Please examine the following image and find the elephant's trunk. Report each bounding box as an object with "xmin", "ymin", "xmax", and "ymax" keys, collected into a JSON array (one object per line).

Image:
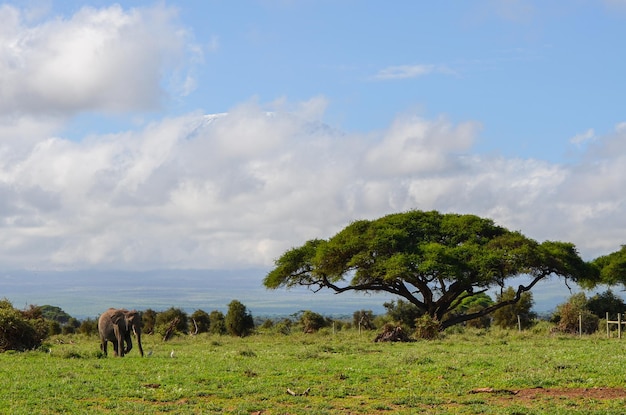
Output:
[{"xmin": 135, "ymin": 328, "xmax": 144, "ymax": 357}]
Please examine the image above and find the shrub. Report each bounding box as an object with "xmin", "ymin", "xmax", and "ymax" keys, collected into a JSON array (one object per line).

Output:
[
  {"xmin": 299, "ymin": 310, "xmax": 328, "ymax": 333},
  {"xmin": 383, "ymin": 299, "xmax": 422, "ymax": 329},
  {"xmin": 553, "ymin": 293, "xmax": 598, "ymax": 334},
  {"xmin": 353, "ymin": 310, "xmax": 376, "ymax": 330},
  {"xmin": 190, "ymin": 309, "xmax": 211, "ymax": 334},
  {"xmin": 78, "ymin": 318, "xmax": 98, "ymax": 336},
  {"xmin": 156, "ymin": 308, "xmax": 188, "ymax": 340},
  {"xmin": 0, "ymin": 299, "xmax": 48, "ymax": 352},
  {"xmin": 492, "ymin": 287, "xmax": 536, "ymax": 330},
  {"xmin": 225, "ymin": 300, "xmax": 254, "ymax": 337},
  {"xmin": 209, "ymin": 310, "xmax": 227, "ymax": 335},
  {"xmin": 414, "ymin": 315, "xmax": 440, "ymax": 340},
  {"xmin": 587, "ymin": 290, "xmax": 626, "ymax": 319},
  {"xmin": 142, "ymin": 309, "xmax": 157, "ymax": 335}
]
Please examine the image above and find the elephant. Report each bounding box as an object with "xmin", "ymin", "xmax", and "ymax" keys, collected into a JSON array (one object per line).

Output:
[{"xmin": 98, "ymin": 308, "xmax": 144, "ymax": 357}]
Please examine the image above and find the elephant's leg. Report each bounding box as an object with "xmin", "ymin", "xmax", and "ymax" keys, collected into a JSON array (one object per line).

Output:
[
  {"xmin": 101, "ymin": 340, "xmax": 108, "ymax": 356},
  {"xmin": 124, "ymin": 332, "xmax": 133, "ymax": 354}
]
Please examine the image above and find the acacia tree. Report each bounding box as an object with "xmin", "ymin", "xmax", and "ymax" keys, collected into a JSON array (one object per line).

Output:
[
  {"xmin": 590, "ymin": 245, "xmax": 626, "ymax": 287},
  {"xmin": 264, "ymin": 210, "xmax": 592, "ymax": 331}
]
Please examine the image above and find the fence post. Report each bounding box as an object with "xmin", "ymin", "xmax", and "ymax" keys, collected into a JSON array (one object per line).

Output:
[
  {"xmin": 517, "ymin": 315, "xmax": 521, "ymax": 332},
  {"xmin": 619, "ymin": 313, "xmax": 622, "ymax": 339},
  {"xmin": 579, "ymin": 312, "xmax": 582, "ymax": 337},
  {"xmin": 607, "ymin": 312, "xmax": 610, "ymax": 338}
]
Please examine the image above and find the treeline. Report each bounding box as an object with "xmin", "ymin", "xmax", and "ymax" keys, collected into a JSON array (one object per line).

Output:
[{"xmin": 1, "ymin": 289, "xmax": 624, "ymax": 352}]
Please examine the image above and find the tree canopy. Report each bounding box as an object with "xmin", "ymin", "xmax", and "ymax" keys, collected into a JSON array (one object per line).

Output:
[
  {"xmin": 264, "ymin": 210, "xmax": 592, "ymax": 330},
  {"xmin": 589, "ymin": 245, "xmax": 626, "ymax": 287}
]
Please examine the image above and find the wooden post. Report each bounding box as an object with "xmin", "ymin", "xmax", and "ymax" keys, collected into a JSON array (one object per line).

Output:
[
  {"xmin": 619, "ymin": 313, "xmax": 622, "ymax": 339},
  {"xmin": 517, "ymin": 315, "xmax": 521, "ymax": 332},
  {"xmin": 579, "ymin": 312, "xmax": 582, "ymax": 337},
  {"xmin": 607, "ymin": 312, "xmax": 610, "ymax": 338}
]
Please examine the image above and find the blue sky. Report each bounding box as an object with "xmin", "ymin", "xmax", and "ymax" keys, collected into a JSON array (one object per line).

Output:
[{"xmin": 1, "ymin": 1, "xmax": 626, "ymax": 314}]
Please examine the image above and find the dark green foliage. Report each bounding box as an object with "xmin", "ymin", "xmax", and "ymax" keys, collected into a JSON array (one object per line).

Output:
[
  {"xmin": 62, "ymin": 317, "xmax": 81, "ymax": 334},
  {"xmin": 492, "ymin": 287, "xmax": 536, "ymax": 329},
  {"xmin": 589, "ymin": 245, "xmax": 626, "ymax": 287},
  {"xmin": 299, "ymin": 310, "xmax": 329, "ymax": 333},
  {"xmin": 156, "ymin": 307, "xmax": 188, "ymax": 338},
  {"xmin": 209, "ymin": 310, "xmax": 227, "ymax": 335},
  {"xmin": 383, "ymin": 300, "xmax": 422, "ymax": 328},
  {"xmin": 40, "ymin": 305, "xmax": 72, "ymax": 324},
  {"xmin": 142, "ymin": 309, "xmax": 157, "ymax": 334},
  {"xmin": 48, "ymin": 320, "xmax": 61, "ymax": 336},
  {"xmin": 190, "ymin": 309, "xmax": 211, "ymax": 334},
  {"xmin": 353, "ymin": 310, "xmax": 376, "ymax": 330},
  {"xmin": 78, "ymin": 318, "xmax": 98, "ymax": 336},
  {"xmin": 225, "ymin": 300, "xmax": 254, "ymax": 337},
  {"xmin": 0, "ymin": 299, "xmax": 48, "ymax": 352},
  {"xmin": 450, "ymin": 292, "xmax": 494, "ymax": 329},
  {"xmin": 587, "ymin": 289, "xmax": 626, "ymax": 319},
  {"xmin": 265, "ymin": 210, "xmax": 589, "ymax": 330}
]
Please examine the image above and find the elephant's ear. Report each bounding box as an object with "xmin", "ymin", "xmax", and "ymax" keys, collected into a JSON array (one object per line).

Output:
[{"xmin": 111, "ymin": 310, "xmax": 125, "ymax": 324}]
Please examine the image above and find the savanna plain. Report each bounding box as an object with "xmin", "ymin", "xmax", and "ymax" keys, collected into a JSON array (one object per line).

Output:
[{"xmin": 3, "ymin": 326, "xmax": 626, "ymax": 415}]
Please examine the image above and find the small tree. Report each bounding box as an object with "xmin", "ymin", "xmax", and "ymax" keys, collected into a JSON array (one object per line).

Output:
[
  {"xmin": 225, "ymin": 300, "xmax": 254, "ymax": 337},
  {"xmin": 78, "ymin": 318, "xmax": 98, "ymax": 336},
  {"xmin": 299, "ymin": 310, "xmax": 328, "ymax": 333},
  {"xmin": 62, "ymin": 317, "xmax": 81, "ymax": 334},
  {"xmin": 587, "ymin": 290, "xmax": 626, "ymax": 319},
  {"xmin": 353, "ymin": 310, "xmax": 376, "ymax": 330},
  {"xmin": 156, "ymin": 308, "xmax": 188, "ymax": 339},
  {"xmin": 209, "ymin": 310, "xmax": 226, "ymax": 335},
  {"xmin": 383, "ymin": 300, "xmax": 422, "ymax": 329},
  {"xmin": 492, "ymin": 287, "xmax": 536, "ymax": 329},
  {"xmin": 142, "ymin": 309, "xmax": 157, "ymax": 335},
  {"xmin": 190, "ymin": 309, "xmax": 211, "ymax": 334},
  {"xmin": 553, "ymin": 293, "xmax": 598, "ymax": 334}
]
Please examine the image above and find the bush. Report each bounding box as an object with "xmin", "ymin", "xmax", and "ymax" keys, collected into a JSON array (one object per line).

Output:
[
  {"xmin": 209, "ymin": 310, "xmax": 227, "ymax": 335},
  {"xmin": 300, "ymin": 310, "xmax": 329, "ymax": 333},
  {"xmin": 190, "ymin": 309, "xmax": 211, "ymax": 334},
  {"xmin": 414, "ymin": 315, "xmax": 440, "ymax": 340},
  {"xmin": 553, "ymin": 293, "xmax": 598, "ymax": 334},
  {"xmin": 156, "ymin": 308, "xmax": 188, "ymax": 340},
  {"xmin": 492, "ymin": 287, "xmax": 536, "ymax": 330},
  {"xmin": 78, "ymin": 318, "xmax": 98, "ymax": 336},
  {"xmin": 353, "ymin": 310, "xmax": 376, "ymax": 330},
  {"xmin": 225, "ymin": 300, "xmax": 254, "ymax": 337},
  {"xmin": 0, "ymin": 299, "xmax": 48, "ymax": 352},
  {"xmin": 142, "ymin": 309, "xmax": 157, "ymax": 335},
  {"xmin": 587, "ymin": 290, "xmax": 626, "ymax": 319},
  {"xmin": 383, "ymin": 300, "xmax": 422, "ymax": 329}
]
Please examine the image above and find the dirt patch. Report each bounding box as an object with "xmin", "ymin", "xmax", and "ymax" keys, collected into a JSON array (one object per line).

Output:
[{"xmin": 471, "ymin": 387, "xmax": 626, "ymax": 401}]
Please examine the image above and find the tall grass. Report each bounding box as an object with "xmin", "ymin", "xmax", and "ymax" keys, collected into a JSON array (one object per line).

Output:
[{"xmin": 1, "ymin": 328, "xmax": 625, "ymax": 414}]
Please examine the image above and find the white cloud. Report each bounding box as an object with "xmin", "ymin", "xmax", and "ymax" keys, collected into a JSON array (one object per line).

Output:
[
  {"xmin": 0, "ymin": 99, "xmax": 624, "ymax": 270},
  {"xmin": 0, "ymin": 4, "xmax": 198, "ymax": 115},
  {"xmin": 373, "ymin": 64, "xmax": 453, "ymax": 80},
  {"xmin": 570, "ymin": 128, "xmax": 596, "ymax": 146}
]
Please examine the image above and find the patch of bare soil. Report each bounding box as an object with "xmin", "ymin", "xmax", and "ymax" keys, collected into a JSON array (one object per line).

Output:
[{"xmin": 470, "ymin": 387, "xmax": 626, "ymax": 401}]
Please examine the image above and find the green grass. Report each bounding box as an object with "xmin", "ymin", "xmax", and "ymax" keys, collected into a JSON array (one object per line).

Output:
[{"xmin": 2, "ymin": 328, "xmax": 626, "ymax": 414}]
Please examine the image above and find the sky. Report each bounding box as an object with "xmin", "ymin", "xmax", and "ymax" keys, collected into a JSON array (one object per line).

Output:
[{"xmin": 1, "ymin": 1, "xmax": 626, "ymax": 314}]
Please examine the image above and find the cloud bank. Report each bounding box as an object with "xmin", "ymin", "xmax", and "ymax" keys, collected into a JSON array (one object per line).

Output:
[{"xmin": 1, "ymin": 102, "xmax": 625, "ymax": 270}]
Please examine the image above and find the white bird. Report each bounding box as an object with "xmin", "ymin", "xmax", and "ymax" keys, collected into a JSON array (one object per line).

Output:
[{"xmin": 170, "ymin": 350, "xmax": 175, "ymax": 358}]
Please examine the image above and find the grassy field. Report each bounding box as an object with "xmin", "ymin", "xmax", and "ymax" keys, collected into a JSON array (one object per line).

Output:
[{"xmin": 2, "ymin": 326, "xmax": 626, "ymax": 414}]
